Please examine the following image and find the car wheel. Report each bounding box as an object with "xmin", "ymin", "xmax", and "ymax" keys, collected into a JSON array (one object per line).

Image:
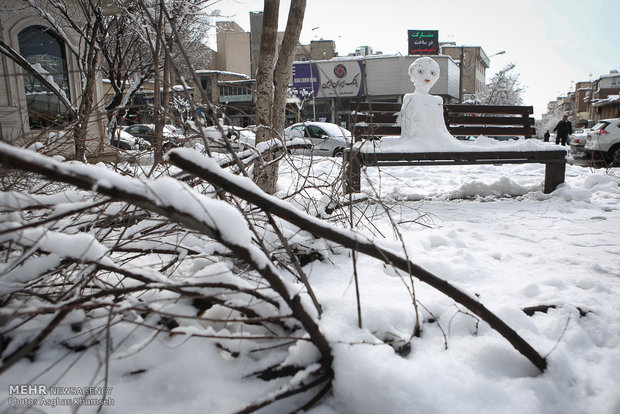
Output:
[
  {"xmin": 609, "ymin": 145, "xmax": 620, "ymax": 166},
  {"xmin": 332, "ymin": 148, "xmax": 344, "ymax": 157}
]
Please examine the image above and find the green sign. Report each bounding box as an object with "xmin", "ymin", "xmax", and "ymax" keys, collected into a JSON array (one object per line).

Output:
[{"xmin": 408, "ymin": 30, "xmax": 439, "ymax": 55}]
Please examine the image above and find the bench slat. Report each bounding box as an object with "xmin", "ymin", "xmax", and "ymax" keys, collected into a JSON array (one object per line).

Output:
[
  {"xmin": 353, "ymin": 115, "xmax": 536, "ymax": 126},
  {"xmin": 449, "ymin": 126, "xmax": 537, "ymax": 136},
  {"xmin": 446, "ymin": 115, "xmax": 535, "ymax": 126},
  {"xmin": 352, "ymin": 113, "xmax": 398, "ymax": 123},
  {"xmin": 353, "ymin": 125, "xmax": 401, "ymax": 136},
  {"xmin": 445, "ymin": 104, "xmax": 534, "ymax": 115},
  {"xmin": 351, "ymin": 102, "xmax": 535, "ymax": 115},
  {"xmin": 353, "ymin": 125, "xmax": 537, "ymax": 137},
  {"xmin": 351, "ymin": 102, "xmax": 401, "ymax": 112}
]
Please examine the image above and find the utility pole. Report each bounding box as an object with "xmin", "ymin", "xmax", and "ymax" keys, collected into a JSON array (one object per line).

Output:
[{"xmin": 459, "ymin": 46, "xmax": 465, "ymax": 103}]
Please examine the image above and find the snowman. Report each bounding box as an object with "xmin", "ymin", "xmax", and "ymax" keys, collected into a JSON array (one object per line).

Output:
[{"xmin": 394, "ymin": 57, "xmax": 462, "ymax": 150}]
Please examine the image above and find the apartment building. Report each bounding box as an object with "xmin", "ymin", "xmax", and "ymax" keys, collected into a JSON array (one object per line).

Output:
[
  {"xmin": 546, "ymin": 71, "xmax": 620, "ymax": 124},
  {"xmin": 440, "ymin": 45, "xmax": 490, "ymax": 101}
]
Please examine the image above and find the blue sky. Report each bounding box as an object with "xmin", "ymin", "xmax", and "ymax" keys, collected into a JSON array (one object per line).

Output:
[{"xmin": 210, "ymin": 0, "xmax": 620, "ymax": 118}]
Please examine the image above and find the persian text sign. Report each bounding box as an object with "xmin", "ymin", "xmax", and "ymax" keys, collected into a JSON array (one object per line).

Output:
[
  {"xmin": 292, "ymin": 61, "xmax": 364, "ymax": 99},
  {"xmin": 315, "ymin": 61, "xmax": 364, "ymax": 98},
  {"xmin": 408, "ymin": 30, "xmax": 439, "ymax": 55}
]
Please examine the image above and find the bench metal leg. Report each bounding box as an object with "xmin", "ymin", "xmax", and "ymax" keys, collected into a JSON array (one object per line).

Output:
[
  {"xmin": 544, "ymin": 161, "xmax": 566, "ymax": 194},
  {"xmin": 344, "ymin": 150, "xmax": 361, "ymax": 193}
]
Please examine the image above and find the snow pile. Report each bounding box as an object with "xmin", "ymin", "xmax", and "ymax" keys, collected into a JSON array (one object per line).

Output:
[{"xmin": 365, "ymin": 134, "xmax": 565, "ymax": 153}]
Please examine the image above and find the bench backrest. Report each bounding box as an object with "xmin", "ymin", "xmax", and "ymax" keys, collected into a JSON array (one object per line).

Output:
[{"xmin": 351, "ymin": 102, "xmax": 536, "ymax": 139}]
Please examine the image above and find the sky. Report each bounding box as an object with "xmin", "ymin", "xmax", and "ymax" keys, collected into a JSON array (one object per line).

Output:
[{"xmin": 207, "ymin": 0, "xmax": 620, "ymax": 119}]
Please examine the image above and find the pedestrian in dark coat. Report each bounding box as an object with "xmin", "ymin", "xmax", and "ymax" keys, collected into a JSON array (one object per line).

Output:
[
  {"xmin": 553, "ymin": 115, "xmax": 573, "ymax": 146},
  {"xmin": 544, "ymin": 130, "xmax": 550, "ymax": 142}
]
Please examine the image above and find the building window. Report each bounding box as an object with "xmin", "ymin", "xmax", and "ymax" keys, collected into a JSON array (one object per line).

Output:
[{"xmin": 18, "ymin": 25, "xmax": 71, "ymax": 128}]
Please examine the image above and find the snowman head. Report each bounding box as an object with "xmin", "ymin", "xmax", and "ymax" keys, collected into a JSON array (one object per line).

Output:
[{"xmin": 408, "ymin": 57, "xmax": 440, "ymax": 94}]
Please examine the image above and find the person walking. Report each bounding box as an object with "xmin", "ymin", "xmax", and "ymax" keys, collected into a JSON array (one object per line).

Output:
[
  {"xmin": 553, "ymin": 115, "xmax": 572, "ymax": 146},
  {"xmin": 544, "ymin": 130, "xmax": 550, "ymax": 142}
]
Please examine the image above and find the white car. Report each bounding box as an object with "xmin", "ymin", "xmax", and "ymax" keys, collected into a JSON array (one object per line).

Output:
[
  {"xmin": 109, "ymin": 129, "xmax": 151, "ymax": 150},
  {"xmin": 203, "ymin": 126, "xmax": 256, "ymax": 153},
  {"xmin": 584, "ymin": 118, "xmax": 620, "ymax": 164},
  {"xmin": 121, "ymin": 124, "xmax": 184, "ymax": 149},
  {"xmin": 569, "ymin": 129, "xmax": 590, "ymax": 153},
  {"xmin": 284, "ymin": 121, "xmax": 352, "ymax": 157}
]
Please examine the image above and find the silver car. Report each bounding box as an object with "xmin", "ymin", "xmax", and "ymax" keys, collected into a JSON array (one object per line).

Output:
[
  {"xmin": 569, "ymin": 129, "xmax": 590, "ymax": 153},
  {"xmin": 284, "ymin": 121, "xmax": 352, "ymax": 157}
]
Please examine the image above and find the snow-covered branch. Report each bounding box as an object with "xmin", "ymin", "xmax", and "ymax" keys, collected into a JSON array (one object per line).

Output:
[
  {"xmin": 0, "ymin": 142, "xmax": 333, "ymax": 372},
  {"xmin": 165, "ymin": 147, "xmax": 547, "ymax": 372}
]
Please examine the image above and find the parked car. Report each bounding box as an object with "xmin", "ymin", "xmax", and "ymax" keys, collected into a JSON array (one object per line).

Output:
[
  {"xmin": 109, "ymin": 129, "xmax": 151, "ymax": 150},
  {"xmin": 122, "ymin": 124, "xmax": 183, "ymax": 149},
  {"xmin": 569, "ymin": 129, "xmax": 590, "ymax": 152},
  {"xmin": 584, "ymin": 118, "xmax": 620, "ymax": 164},
  {"xmin": 284, "ymin": 121, "xmax": 352, "ymax": 157},
  {"xmin": 203, "ymin": 125, "xmax": 256, "ymax": 152}
]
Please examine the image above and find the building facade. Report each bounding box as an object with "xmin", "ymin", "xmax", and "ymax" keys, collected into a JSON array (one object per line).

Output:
[
  {"xmin": 440, "ymin": 45, "xmax": 490, "ymax": 102},
  {"xmin": 216, "ymin": 21, "xmax": 252, "ymax": 77},
  {"xmin": 0, "ymin": 0, "xmax": 108, "ymax": 157},
  {"xmin": 588, "ymin": 71, "xmax": 620, "ymax": 121},
  {"xmin": 0, "ymin": 0, "xmax": 107, "ymax": 153},
  {"xmin": 545, "ymin": 71, "xmax": 620, "ymax": 125}
]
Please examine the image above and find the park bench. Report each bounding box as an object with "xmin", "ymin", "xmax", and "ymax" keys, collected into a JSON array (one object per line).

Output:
[{"xmin": 344, "ymin": 102, "xmax": 567, "ymax": 194}]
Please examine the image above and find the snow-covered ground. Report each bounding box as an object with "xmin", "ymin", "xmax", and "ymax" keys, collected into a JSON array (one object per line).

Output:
[
  {"xmin": 1, "ymin": 147, "xmax": 619, "ymax": 414},
  {"xmin": 294, "ymin": 156, "xmax": 620, "ymax": 414}
]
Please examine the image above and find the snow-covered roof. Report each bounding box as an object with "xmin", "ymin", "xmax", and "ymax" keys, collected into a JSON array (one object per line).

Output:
[
  {"xmin": 592, "ymin": 95, "xmax": 620, "ymax": 106},
  {"xmin": 195, "ymin": 70, "xmax": 250, "ymax": 79},
  {"xmin": 218, "ymin": 79, "xmax": 256, "ymax": 85}
]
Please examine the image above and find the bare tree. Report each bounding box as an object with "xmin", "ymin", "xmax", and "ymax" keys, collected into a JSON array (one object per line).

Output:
[
  {"xmin": 99, "ymin": 14, "xmax": 153, "ymax": 133},
  {"xmin": 477, "ymin": 63, "xmax": 525, "ymax": 106}
]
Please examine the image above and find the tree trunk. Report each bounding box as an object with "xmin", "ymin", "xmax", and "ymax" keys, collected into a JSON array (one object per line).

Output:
[
  {"xmin": 270, "ymin": 0, "xmax": 306, "ymax": 169},
  {"xmin": 74, "ymin": 19, "xmax": 101, "ymax": 161},
  {"xmin": 253, "ymin": 0, "xmax": 279, "ymax": 194}
]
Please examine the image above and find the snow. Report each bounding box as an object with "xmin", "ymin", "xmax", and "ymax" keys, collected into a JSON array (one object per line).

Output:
[
  {"xmin": 1, "ymin": 143, "xmax": 619, "ymax": 413},
  {"xmin": 364, "ymin": 134, "xmax": 566, "ymax": 153}
]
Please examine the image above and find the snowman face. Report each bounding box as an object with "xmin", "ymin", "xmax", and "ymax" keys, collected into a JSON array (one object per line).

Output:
[{"xmin": 408, "ymin": 57, "xmax": 440, "ymax": 94}]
